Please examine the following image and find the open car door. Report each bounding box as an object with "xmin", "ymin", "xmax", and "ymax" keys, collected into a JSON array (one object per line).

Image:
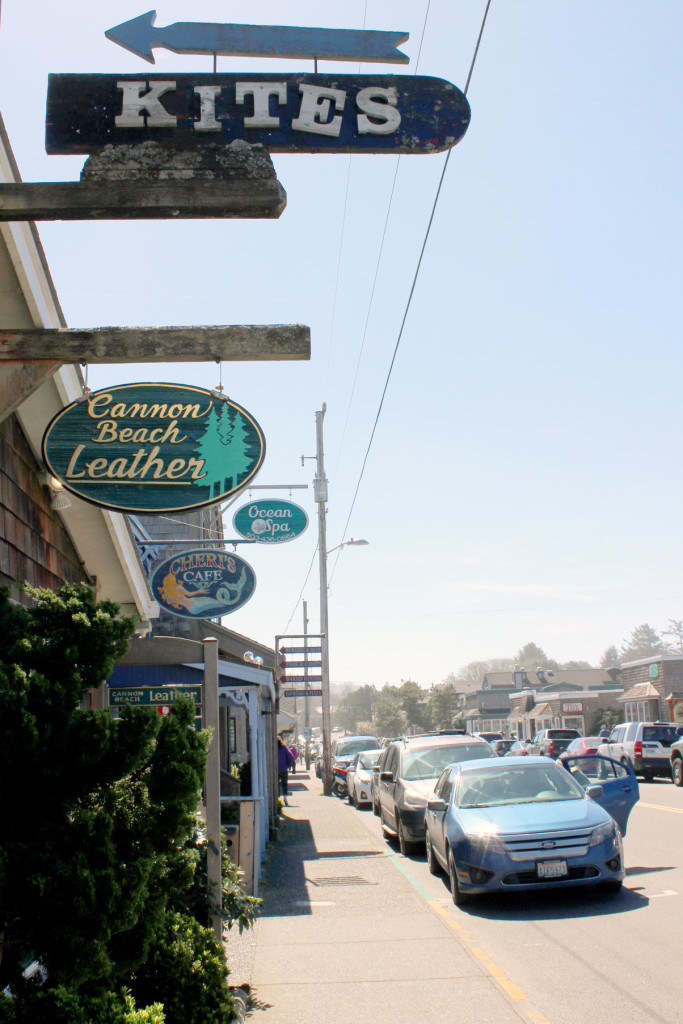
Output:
[{"xmin": 561, "ymin": 755, "xmax": 639, "ymax": 835}]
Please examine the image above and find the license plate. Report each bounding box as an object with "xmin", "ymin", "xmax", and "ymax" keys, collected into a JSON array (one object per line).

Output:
[{"xmin": 537, "ymin": 859, "xmax": 568, "ymax": 878}]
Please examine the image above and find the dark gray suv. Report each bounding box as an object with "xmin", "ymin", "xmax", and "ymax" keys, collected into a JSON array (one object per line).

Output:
[{"xmin": 377, "ymin": 732, "xmax": 494, "ymax": 855}]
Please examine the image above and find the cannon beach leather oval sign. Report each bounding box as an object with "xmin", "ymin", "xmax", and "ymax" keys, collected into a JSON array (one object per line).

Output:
[{"xmin": 42, "ymin": 383, "xmax": 266, "ymax": 514}]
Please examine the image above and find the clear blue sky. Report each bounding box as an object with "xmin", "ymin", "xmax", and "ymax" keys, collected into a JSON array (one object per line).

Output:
[{"xmin": 2, "ymin": 0, "xmax": 682, "ymax": 687}]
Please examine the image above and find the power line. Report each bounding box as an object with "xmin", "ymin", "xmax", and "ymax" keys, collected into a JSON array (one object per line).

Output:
[
  {"xmin": 281, "ymin": 541, "xmax": 319, "ymax": 634},
  {"xmin": 330, "ymin": 0, "xmax": 493, "ymax": 582},
  {"xmin": 330, "ymin": 0, "xmax": 434, "ymax": 486}
]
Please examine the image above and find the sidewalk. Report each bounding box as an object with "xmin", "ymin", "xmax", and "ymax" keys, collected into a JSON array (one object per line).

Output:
[{"xmin": 225, "ymin": 770, "xmax": 532, "ymax": 1024}]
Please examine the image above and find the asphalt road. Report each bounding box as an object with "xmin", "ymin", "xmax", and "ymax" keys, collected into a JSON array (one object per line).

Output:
[{"xmin": 344, "ymin": 778, "xmax": 682, "ymax": 1024}]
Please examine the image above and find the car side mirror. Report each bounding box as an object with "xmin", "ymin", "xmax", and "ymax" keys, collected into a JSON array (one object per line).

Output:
[
  {"xmin": 380, "ymin": 771, "xmax": 395, "ymax": 782},
  {"xmin": 586, "ymin": 785, "xmax": 604, "ymax": 800},
  {"xmin": 427, "ymin": 798, "xmax": 446, "ymax": 812}
]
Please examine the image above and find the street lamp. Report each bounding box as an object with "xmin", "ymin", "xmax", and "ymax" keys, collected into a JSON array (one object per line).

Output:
[{"xmin": 327, "ymin": 538, "xmax": 369, "ymax": 555}]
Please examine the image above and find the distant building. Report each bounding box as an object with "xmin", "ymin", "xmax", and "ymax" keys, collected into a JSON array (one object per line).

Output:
[
  {"xmin": 460, "ymin": 667, "xmax": 623, "ymax": 738},
  {"xmin": 619, "ymin": 655, "xmax": 683, "ymax": 725}
]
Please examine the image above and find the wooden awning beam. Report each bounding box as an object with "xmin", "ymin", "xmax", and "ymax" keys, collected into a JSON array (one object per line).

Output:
[
  {"xmin": 0, "ymin": 179, "xmax": 286, "ymax": 220},
  {"xmin": 0, "ymin": 324, "xmax": 310, "ymax": 363}
]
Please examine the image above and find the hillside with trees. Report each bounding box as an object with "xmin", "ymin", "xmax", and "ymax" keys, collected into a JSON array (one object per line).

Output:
[{"xmin": 331, "ymin": 621, "xmax": 683, "ymax": 734}]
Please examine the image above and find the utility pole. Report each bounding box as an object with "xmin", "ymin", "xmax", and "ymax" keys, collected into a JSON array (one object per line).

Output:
[{"xmin": 314, "ymin": 405, "xmax": 332, "ymax": 795}]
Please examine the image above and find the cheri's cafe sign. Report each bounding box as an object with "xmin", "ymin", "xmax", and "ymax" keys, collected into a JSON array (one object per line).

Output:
[
  {"xmin": 233, "ymin": 498, "xmax": 308, "ymax": 545},
  {"xmin": 42, "ymin": 383, "xmax": 265, "ymax": 514},
  {"xmin": 151, "ymin": 548, "xmax": 256, "ymax": 619}
]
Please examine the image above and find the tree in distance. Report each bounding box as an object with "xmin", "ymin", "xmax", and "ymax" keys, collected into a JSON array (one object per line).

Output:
[{"xmin": 620, "ymin": 623, "xmax": 670, "ymax": 663}]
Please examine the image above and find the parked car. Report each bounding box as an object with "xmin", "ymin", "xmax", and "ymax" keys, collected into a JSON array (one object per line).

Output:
[
  {"xmin": 377, "ymin": 732, "xmax": 495, "ymax": 855},
  {"xmin": 315, "ymin": 734, "xmax": 378, "ymax": 779},
  {"xmin": 598, "ymin": 721, "xmax": 683, "ymax": 781},
  {"xmin": 490, "ymin": 739, "xmax": 515, "ymax": 757},
  {"xmin": 670, "ymin": 734, "xmax": 683, "ymax": 786},
  {"xmin": 424, "ymin": 755, "xmax": 632, "ymax": 906},
  {"xmin": 505, "ymin": 740, "xmax": 532, "ymax": 756},
  {"xmin": 346, "ymin": 749, "xmax": 382, "ymax": 807},
  {"xmin": 527, "ymin": 729, "xmax": 581, "ymax": 758},
  {"xmin": 557, "ymin": 736, "xmax": 603, "ymax": 761}
]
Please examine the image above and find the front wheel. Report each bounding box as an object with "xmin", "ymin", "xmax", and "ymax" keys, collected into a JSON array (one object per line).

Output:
[
  {"xmin": 448, "ymin": 849, "xmax": 472, "ymax": 906},
  {"xmin": 397, "ymin": 815, "xmax": 416, "ymax": 857},
  {"xmin": 672, "ymin": 758, "xmax": 683, "ymax": 787},
  {"xmin": 425, "ymin": 829, "xmax": 440, "ymax": 875}
]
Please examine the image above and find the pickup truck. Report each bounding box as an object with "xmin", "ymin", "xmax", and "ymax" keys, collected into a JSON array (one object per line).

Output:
[{"xmin": 527, "ymin": 728, "xmax": 581, "ymax": 758}]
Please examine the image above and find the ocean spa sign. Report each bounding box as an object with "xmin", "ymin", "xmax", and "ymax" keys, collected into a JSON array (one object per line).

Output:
[
  {"xmin": 233, "ymin": 498, "xmax": 308, "ymax": 544},
  {"xmin": 151, "ymin": 548, "xmax": 256, "ymax": 619},
  {"xmin": 42, "ymin": 383, "xmax": 265, "ymax": 514},
  {"xmin": 45, "ymin": 74, "xmax": 471, "ymax": 155}
]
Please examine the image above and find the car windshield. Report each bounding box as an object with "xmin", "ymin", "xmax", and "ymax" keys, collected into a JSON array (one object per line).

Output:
[
  {"xmin": 358, "ymin": 752, "xmax": 381, "ymax": 769},
  {"xmin": 401, "ymin": 743, "xmax": 491, "ymax": 781},
  {"xmin": 335, "ymin": 738, "xmax": 377, "ymax": 756},
  {"xmin": 456, "ymin": 763, "xmax": 585, "ymax": 808}
]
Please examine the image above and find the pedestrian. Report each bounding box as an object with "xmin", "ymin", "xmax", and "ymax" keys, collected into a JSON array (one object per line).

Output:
[
  {"xmin": 598, "ymin": 726, "xmax": 609, "ymax": 739},
  {"xmin": 278, "ymin": 736, "xmax": 295, "ymax": 805},
  {"xmin": 290, "ymin": 744, "xmax": 298, "ymax": 773}
]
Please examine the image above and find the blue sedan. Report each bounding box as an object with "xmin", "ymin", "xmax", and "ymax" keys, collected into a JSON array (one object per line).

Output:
[{"xmin": 424, "ymin": 756, "xmax": 638, "ymax": 906}]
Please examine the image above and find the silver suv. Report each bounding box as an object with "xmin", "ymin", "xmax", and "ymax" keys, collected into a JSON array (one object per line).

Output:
[
  {"xmin": 598, "ymin": 722, "xmax": 682, "ymax": 781},
  {"xmin": 377, "ymin": 731, "xmax": 494, "ymax": 855},
  {"xmin": 670, "ymin": 735, "xmax": 683, "ymax": 787}
]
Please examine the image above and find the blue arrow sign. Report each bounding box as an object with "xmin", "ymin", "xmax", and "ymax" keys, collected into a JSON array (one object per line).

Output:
[{"xmin": 105, "ymin": 11, "xmax": 409, "ymax": 66}]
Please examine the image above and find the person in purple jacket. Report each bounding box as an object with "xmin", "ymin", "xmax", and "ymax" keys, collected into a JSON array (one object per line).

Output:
[{"xmin": 277, "ymin": 736, "xmax": 295, "ymax": 805}]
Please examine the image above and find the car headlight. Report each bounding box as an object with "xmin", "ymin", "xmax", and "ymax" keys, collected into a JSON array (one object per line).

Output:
[
  {"xmin": 402, "ymin": 789, "xmax": 428, "ymax": 809},
  {"xmin": 467, "ymin": 831, "xmax": 504, "ymax": 854},
  {"xmin": 589, "ymin": 821, "xmax": 616, "ymax": 847}
]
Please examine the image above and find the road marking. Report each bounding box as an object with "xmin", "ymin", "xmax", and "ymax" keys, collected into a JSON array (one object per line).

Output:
[
  {"xmin": 639, "ymin": 801, "xmax": 683, "ymax": 815},
  {"xmin": 367, "ymin": 832, "xmax": 554, "ymax": 1022},
  {"xmin": 647, "ymin": 889, "xmax": 678, "ymax": 898}
]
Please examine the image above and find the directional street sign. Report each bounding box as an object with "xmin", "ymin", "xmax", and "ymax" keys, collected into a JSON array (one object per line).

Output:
[
  {"xmin": 105, "ymin": 12, "xmax": 410, "ymax": 66},
  {"xmin": 281, "ymin": 646, "xmax": 322, "ymax": 654}
]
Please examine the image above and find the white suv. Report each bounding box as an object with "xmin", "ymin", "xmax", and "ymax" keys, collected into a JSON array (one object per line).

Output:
[{"xmin": 598, "ymin": 721, "xmax": 682, "ymax": 781}]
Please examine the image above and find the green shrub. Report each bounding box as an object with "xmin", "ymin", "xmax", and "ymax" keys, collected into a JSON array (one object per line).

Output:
[
  {"xmin": 129, "ymin": 911, "xmax": 236, "ymax": 1024},
  {"xmin": 0, "ymin": 987, "xmax": 164, "ymax": 1024},
  {"xmin": 169, "ymin": 817, "xmax": 259, "ymax": 934}
]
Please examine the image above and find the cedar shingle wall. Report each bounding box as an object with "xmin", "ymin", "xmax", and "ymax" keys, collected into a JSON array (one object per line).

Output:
[{"xmin": 0, "ymin": 414, "xmax": 86, "ymax": 602}]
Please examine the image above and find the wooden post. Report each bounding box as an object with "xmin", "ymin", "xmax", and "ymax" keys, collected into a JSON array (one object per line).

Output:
[{"xmin": 203, "ymin": 636, "xmax": 222, "ymax": 943}]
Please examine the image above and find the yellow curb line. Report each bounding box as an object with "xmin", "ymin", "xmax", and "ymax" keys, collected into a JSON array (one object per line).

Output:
[
  {"xmin": 426, "ymin": 901, "xmax": 552, "ymax": 1022},
  {"xmin": 368, "ymin": 832, "xmax": 553, "ymax": 1023}
]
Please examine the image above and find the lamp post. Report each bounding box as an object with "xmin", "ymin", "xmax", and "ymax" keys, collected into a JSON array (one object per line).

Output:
[{"xmin": 314, "ymin": 406, "xmax": 369, "ymax": 794}]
